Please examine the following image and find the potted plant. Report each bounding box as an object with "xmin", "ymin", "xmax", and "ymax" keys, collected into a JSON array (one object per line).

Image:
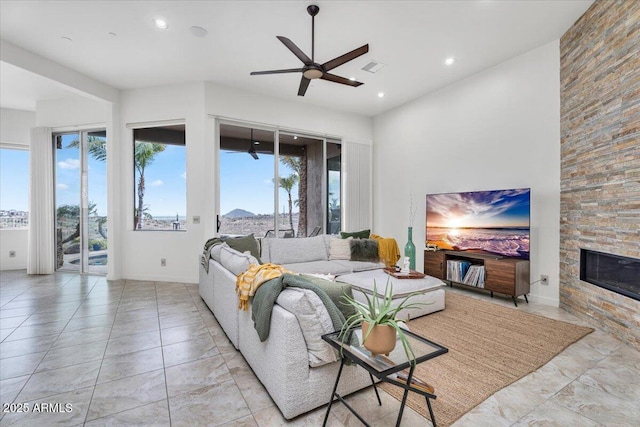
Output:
[{"xmin": 339, "ymin": 279, "xmax": 429, "ymax": 364}]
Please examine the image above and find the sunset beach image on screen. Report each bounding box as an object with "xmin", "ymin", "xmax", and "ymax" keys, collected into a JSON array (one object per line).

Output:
[{"xmin": 425, "ymin": 188, "xmax": 530, "ymax": 259}]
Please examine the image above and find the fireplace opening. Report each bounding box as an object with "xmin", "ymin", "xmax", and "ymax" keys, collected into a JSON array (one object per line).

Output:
[{"xmin": 580, "ymin": 249, "xmax": 640, "ymax": 301}]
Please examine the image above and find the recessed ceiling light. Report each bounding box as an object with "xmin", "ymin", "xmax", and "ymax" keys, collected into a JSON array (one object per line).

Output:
[
  {"xmin": 293, "ymin": 135, "xmax": 298, "ymax": 140},
  {"xmin": 253, "ymin": 141, "xmax": 260, "ymax": 145},
  {"xmin": 444, "ymin": 57, "xmax": 456, "ymax": 66},
  {"xmin": 349, "ymin": 77, "xmax": 356, "ymax": 81},
  {"xmin": 61, "ymin": 36, "xmax": 72, "ymax": 42},
  {"xmin": 153, "ymin": 18, "xmax": 168, "ymax": 29},
  {"xmin": 108, "ymin": 32, "xmax": 117, "ymax": 37},
  {"xmin": 189, "ymin": 26, "xmax": 208, "ymax": 37},
  {"xmin": 377, "ymin": 92, "xmax": 385, "ymax": 98}
]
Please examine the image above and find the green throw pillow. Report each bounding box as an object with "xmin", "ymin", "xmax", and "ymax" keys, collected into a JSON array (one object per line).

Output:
[
  {"xmin": 225, "ymin": 234, "xmax": 262, "ymax": 263},
  {"xmin": 340, "ymin": 229, "xmax": 371, "ymax": 239},
  {"xmin": 300, "ymin": 275, "xmax": 357, "ymax": 320}
]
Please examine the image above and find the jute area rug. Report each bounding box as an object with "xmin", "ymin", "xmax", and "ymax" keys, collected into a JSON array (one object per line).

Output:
[{"xmin": 380, "ymin": 292, "xmax": 594, "ymax": 426}]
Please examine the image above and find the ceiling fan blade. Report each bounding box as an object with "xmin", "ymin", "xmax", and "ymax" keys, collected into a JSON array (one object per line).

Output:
[
  {"xmin": 322, "ymin": 44, "xmax": 369, "ymax": 72},
  {"xmin": 298, "ymin": 76, "xmax": 311, "ymax": 96},
  {"xmin": 250, "ymin": 68, "xmax": 304, "ymax": 75},
  {"xmin": 321, "ymin": 73, "xmax": 364, "ymax": 87},
  {"xmin": 277, "ymin": 36, "xmax": 312, "ymax": 64}
]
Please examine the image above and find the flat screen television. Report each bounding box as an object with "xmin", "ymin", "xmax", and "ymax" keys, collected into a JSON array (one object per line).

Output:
[{"xmin": 426, "ymin": 188, "xmax": 530, "ymax": 259}]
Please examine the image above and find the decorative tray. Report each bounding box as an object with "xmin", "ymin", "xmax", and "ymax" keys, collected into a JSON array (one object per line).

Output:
[{"xmin": 383, "ymin": 267, "xmax": 426, "ymax": 279}]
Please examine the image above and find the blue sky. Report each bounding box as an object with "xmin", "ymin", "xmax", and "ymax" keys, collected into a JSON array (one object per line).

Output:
[
  {"xmin": 55, "ymin": 134, "xmax": 108, "ymax": 216},
  {"xmin": 0, "ymin": 148, "xmax": 30, "ymax": 211},
  {"xmin": 2, "ymin": 138, "xmax": 331, "ymax": 218},
  {"xmin": 220, "ymin": 152, "xmax": 297, "ymax": 215}
]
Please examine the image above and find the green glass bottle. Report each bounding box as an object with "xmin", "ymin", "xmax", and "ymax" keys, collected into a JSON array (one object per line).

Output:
[{"xmin": 404, "ymin": 226, "xmax": 416, "ymax": 270}]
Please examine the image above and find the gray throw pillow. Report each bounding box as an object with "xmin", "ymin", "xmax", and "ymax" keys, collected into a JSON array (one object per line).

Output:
[
  {"xmin": 350, "ymin": 239, "xmax": 379, "ymax": 262},
  {"xmin": 226, "ymin": 234, "xmax": 261, "ymax": 263}
]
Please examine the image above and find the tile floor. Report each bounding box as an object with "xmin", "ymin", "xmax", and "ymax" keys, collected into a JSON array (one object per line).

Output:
[{"xmin": 1, "ymin": 270, "xmax": 639, "ymax": 426}]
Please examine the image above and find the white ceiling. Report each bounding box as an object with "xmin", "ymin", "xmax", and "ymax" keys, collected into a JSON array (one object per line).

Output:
[{"xmin": 0, "ymin": 0, "xmax": 593, "ymax": 116}]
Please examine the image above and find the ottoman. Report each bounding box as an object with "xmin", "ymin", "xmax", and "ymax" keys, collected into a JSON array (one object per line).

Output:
[{"xmin": 335, "ymin": 269, "xmax": 446, "ymax": 321}]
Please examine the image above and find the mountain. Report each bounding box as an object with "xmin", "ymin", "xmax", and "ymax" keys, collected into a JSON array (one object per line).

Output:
[{"xmin": 224, "ymin": 209, "xmax": 255, "ymax": 218}]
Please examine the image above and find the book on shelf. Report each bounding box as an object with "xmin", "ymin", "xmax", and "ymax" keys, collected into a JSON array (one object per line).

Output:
[
  {"xmin": 446, "ymin": 260, "xmax": 474, "ymax": 283},
  {"xmin": 462, "ymin": 265, "xmax": 485, "ymax": 287}
]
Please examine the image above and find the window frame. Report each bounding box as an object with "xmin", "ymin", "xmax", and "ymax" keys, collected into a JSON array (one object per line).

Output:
[{"xmin": 129, "ymin": 121, "xmax": 187, "ymax": 232}]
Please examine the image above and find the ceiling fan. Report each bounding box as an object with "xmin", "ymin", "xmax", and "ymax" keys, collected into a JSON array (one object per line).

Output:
[
  {"xmin": 250, "ymin": 4, "xmax": 369, "ymax": 96},
  {"xmin": 223, "ymin": 129, "xmax": 264, "ymax": 160}
]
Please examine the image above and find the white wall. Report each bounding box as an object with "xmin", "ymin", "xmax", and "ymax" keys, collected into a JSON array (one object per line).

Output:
[
  {"xmin": 0, "ymin": 229, "xmax": 28, "ymax": 270},
  {"xmin": 0, "ymin": 108, "xmax": 35, "ymax": 270},
  {"xmin": 116, "ymin": 82, "xmax": 373, "ymax": 283},
  {"xmin": 373, "ymin": 40, "xmax": 561, "ymax": 306},
  {"xmin": 1, "ymin": 108, "xmax": 35, "ymax": 146}
]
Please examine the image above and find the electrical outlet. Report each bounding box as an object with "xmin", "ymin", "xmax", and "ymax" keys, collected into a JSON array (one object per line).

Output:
[
  {"xmin": 9, "ymin": 251, "xmax": 16, "ymax": 258},
  {"xmin": 193, "ymin": 216, "xmax": 200, "ymax": 224},
  {"xmin": 540, "ymin": 275, "xmax": 549, "ymax": 285},
  {"xmin": 161, "ymin": 258, "xmax": 166, "ymax": 267}
]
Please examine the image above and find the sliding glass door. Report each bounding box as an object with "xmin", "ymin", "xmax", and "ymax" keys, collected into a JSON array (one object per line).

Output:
[
  {"xmin": 218, "ymin": 121, "xmax": 341, "ymax": 238},
  {"xmin": 54, "ymin": 130, "xmax": 107, "ymax": 273}
]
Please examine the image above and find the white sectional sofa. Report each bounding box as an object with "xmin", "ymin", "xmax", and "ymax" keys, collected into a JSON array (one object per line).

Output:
[{"xmin": 198, "ymin": 234, "xmax": 445, "ymax": 419}]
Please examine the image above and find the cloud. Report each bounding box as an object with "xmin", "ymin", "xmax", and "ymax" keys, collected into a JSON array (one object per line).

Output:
[
  {"xmin": 150, "ymin": 180, "xmax": 164, "ymax": 187},
  {"xmin": 181, "ymin": 172, "xmax": 187, "ymax": 179},
  {"xmin": 56, "ymin": 183, "xmax": 69, "ymax": 190},
  {"xmin": 58, "ymin": 159, "xmax": 80, "ymax": 169}
]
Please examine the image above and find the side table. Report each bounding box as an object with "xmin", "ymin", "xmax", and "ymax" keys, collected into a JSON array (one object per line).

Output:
[{"xmin": 322, "ymin": 326, "xmax": 448, "ymax": 426}]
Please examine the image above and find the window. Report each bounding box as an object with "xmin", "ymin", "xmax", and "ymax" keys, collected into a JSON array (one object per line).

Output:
[
  {"xmin": 217, "ymin": 122, "xmax": 341, "ymax": 238},
  {"xmin": 0, "ymin": 147, "xmax": 29, "ymax": 229},
  {"xmin": 133, "ymin": 124, "xmax": 187, "ymax": 231}
]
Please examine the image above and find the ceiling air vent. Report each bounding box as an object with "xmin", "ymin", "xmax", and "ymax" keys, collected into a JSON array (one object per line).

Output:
[{"xmin": 361, "ymin": 60, "xmax": 385, "ymax": 73}]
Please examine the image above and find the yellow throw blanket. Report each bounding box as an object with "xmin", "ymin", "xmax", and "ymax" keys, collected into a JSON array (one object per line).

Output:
[
  {"xmin": 371, "ymin": 234, "xmax": 401, "ymax": 268},
  {"xmin": 235, "ymin": 263, "xmax": 291, "ymax": 310}
]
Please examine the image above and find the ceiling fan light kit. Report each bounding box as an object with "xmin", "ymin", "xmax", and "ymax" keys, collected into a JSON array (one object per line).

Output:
[{"xmin": 250, "ymin": 4, "xmax": 369, "ymax": 96}]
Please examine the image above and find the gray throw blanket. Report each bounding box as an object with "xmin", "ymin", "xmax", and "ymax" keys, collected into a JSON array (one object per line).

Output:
[{"xmin": 252, "ymin": 274, "xmax": 346, "ymax": 342}]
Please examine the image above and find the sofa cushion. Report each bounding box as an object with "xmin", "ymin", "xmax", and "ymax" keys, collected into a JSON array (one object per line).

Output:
[
  {"xmin": 340, "ymin": 229, "xmax": 370, "ymax": 239},
  {"xmin": 276, "ymin": 288, "xmax": 338, "ymax": 367},
  {"xmin": 220, "ymin": 245, "xmax": 259, "ymax": 276},
  {"xmin": 210, "ymin": 242, "xmax": 226, "ymax": 262},
  {"xmin": 281, "ymin": 261, "xmax": 352, "ymax": 276},
  {"xmin": 329, "ymin": 238, "xmax": 351, "ymax": 260},
  {"xmin": 267, "ymin": 235, "xmax": 329, "ymax": 265},
  {"xmin": 333, "ymin": 260, "xmax": 385, "ymax": 273},
  {"xmin": 336, "ymin": 269, "xmax": 445, "ymax": 298},
  {"xmin": 225, "ymin": 234, "xmax": 261, "ymax": 262}
]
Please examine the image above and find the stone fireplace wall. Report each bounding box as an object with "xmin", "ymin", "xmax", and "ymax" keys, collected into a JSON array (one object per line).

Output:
[{"xmin": 560, "ymin": 0, "xmax": 640, "ymax": 350}]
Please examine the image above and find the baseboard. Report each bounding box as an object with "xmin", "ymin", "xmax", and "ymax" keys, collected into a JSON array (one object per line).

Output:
[
  {"xmin": 123, "ymin": 273, "xmax": 198, "ymax": 284},
  {"xmin": 526, "ymin": 293, "xmax": 559, "ymax": 307}
]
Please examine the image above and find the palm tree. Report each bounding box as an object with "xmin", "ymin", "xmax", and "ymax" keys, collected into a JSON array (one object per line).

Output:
[
  {"xmin": 69, "ymin": 136, "xmax": 165, "ymax": 230},
  {"xmin": 133, "ymin": 142, "xmax": 165, "ymax": 229},
  {"xmin": 277, "ymin": 174, "xmax": 299, "ymax": 233},
  {"xmin": 280, "ymin": 155, "xmax": 306, "ymax": 236}
]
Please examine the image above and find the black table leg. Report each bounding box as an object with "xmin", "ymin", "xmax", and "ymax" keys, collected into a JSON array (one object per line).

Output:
[
  {"xmin": 370, "ymin": 373, "xmax": 382, "ymax": 406},
  {"xmin": 425, "ymin": 396, "xmax": 437, "ymax": 427},
  {"xmin": 524, "ymin": 294, "xmax": 529, "ymax": 304},
  {"xmin": 323, "ymin": 358, "xmax": 345, "ymax": 427}
]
